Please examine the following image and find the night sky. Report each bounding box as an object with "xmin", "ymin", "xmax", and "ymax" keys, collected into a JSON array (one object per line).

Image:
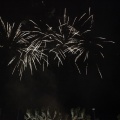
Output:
[{"xmin": 0, "ymin": 0, "xmax": 120, "ymax": 120}]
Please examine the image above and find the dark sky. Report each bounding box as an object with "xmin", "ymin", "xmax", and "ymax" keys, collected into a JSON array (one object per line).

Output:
[{"xmin": 0, "ymin": 0, "xmax": 120, "ymax": 120}]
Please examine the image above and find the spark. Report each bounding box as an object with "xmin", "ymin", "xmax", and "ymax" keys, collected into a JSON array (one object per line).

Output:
[
  {"xmin": 100, "ymin": 52, "xmax": 104, "ymax": 58},
  {"xmin": 96, "ymin": 64, "xmax": 103, "ymax": 79},
  {"xmin": 96, "ymin": 44, "xmax": 104, "ymax": 48},
  {"xmin": 86, "ymin": 63, "xmax": 88, "ymax": 75},
  {"xmin": 75, "ymin": 62, "xmax": 81, "ymax": 74},
  {"xmin": 78, "ymin": 13, "xmax": 86, "ymax": 21}
]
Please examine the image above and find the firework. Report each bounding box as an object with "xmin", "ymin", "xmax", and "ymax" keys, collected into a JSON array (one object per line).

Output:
[
  {"xmin": 75, "ymin": 36, "xmax": 115, "ymax": 78},
  {"xmin": 24, "ymin": 109, "xmax": 59, "ymax": 120},
  {"xmin": 47, "ymin": 8, "xmax": 94, "ymax": 74},
  {"xmin": 57, "ymin": 8, "xmax": 115, "ymax": 79},
  {"xmin": 0, "ymin": 7, "xmax": 114, "ymax": 79},
  {"xmin": 27, "ymin": 8, "xmax": 113, "ymax": 79},
  {"xmin": 24, "ymin": 108, "xmax": 90, "ymax": 120},
  {"xmin": 0, "ymin": 17, "xmax": 38, "ymax": 79},
  {"xmin": 13, "ymin": 39, "xmax": 48, "ymax": 79},
  {"xmin": 0, "ymin": 17, "xmax": 30, "ymax": 45},
  {"xmin": 44, "ymin": 9, "xmax": 82, "ymax": 66}
]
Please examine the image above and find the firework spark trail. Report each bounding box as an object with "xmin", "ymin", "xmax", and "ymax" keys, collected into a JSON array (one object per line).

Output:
[
  {"xmin": 0, "ymin": 18, "xmax": 41, "ymax": 79},
  {"xmin": 44, "ymin": 9, "xmax": 83, "ymax": 66},
  {"xmin": 96, "ymin": 63, "xmax": 103, "ymax": 79},
  {"xmin": 62, "ymin": 9, "xmax": 94, "ymax": 53},
  {"xmin": 72, "ymin": 31, "xmax": 115, "ymax": 78},
  {"xmin": 39, "ymin": 8, "xmax": 101, "ymax": 74},
  {"xmin": 24, "ymin": 109, "xmax": 59, "ymax": 120},
  {"xmin": 0, "ymin": 18, "xmax": 31, "ymax": 47},
  {"xmin": 7, "ymin": 19, "xmax": 54, "ymax": 79},
  {"xmin": 10, "ymin": 38, "xmax": 49, "ymax": 79},
  {"xmin": 64, "ymin": 8, "xmax": 108, "ymax": 78},
  {"xmin": 27, "ymin": 9, "xmax": 95, "ymax": 70},
  {"xmin": 0, "ymin": 18, "xmax": 30, "ymax": 44}
]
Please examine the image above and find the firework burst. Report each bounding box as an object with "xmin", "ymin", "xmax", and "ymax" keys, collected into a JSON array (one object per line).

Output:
[
  {"xmin": 0, "ymin": 7, "xmax": 114, "ymax": 80},
  {"xmin": 44, "ymin": 8, "xmax": 94, "ymax": 74},
  {"xmin": 65, "ymin": 8, "xmax": 115, "ymax": 78},
  {"xmin": 10, "ymin": 39, "xmax": 49, "ymax": 80},
  {"xmin": 27, "ymin": 8, "xmax": 114, "ymax": 79},
  {"xmin": 0, "ymin": 17, "xmax": 38, "ymax": 79},
  {"xmin": 43, "ymin": 8, "xmax": 82, "ymax": 66}
]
